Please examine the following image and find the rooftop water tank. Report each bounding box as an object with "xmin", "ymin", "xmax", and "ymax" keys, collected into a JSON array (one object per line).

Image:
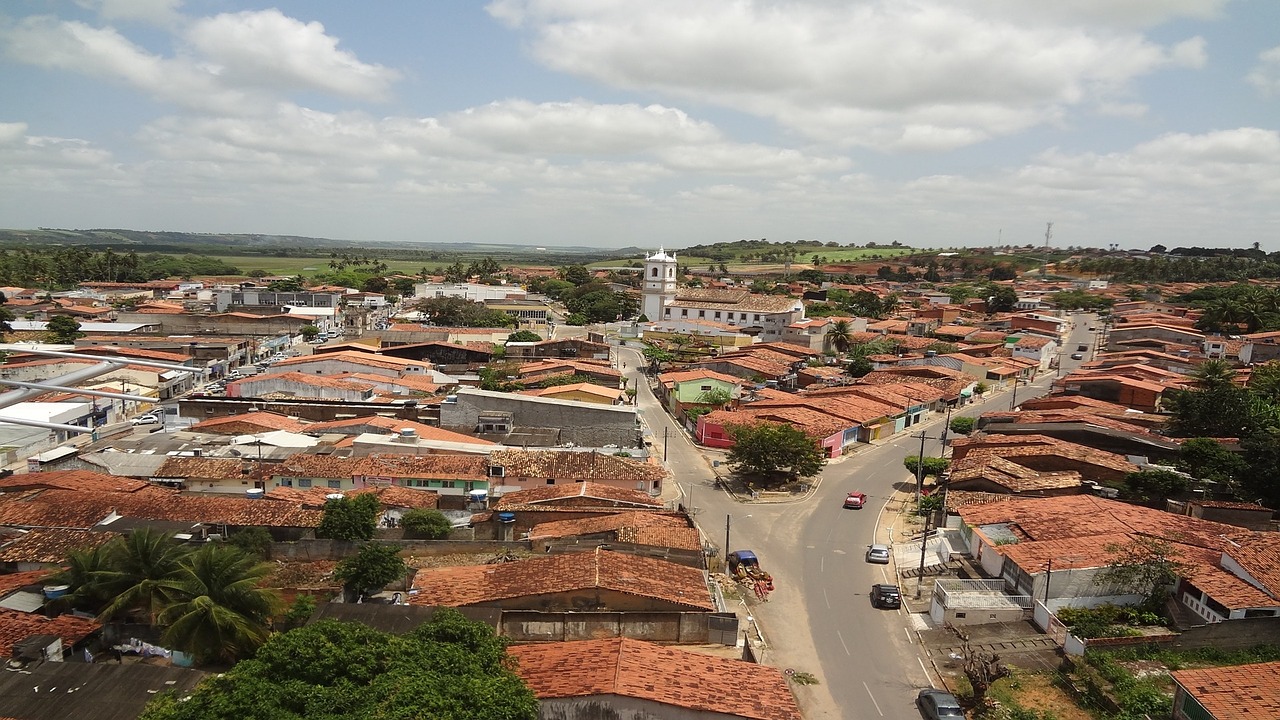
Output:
[{"xmin": 496, "ymin": 512, "xmax": 516, "ymax": 524}]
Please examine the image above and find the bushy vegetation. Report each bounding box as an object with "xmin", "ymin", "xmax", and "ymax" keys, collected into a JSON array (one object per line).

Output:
[{"xmin": 1056, "ymin": 604, "xmax": 1165, "ymax": 639}]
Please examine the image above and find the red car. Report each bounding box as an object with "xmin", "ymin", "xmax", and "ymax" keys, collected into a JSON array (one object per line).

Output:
[{"xmin": 843, "ymin": 492, "xmax": 867, "ymax": 509}]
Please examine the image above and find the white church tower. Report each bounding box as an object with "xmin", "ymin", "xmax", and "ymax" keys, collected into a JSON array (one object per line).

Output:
[{"xmin": 641, "ymin": 247, "xmax": 678, "ymax": 321}]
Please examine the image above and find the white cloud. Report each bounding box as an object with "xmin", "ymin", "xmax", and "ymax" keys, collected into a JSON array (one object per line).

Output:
[
  {"xmin": 183, "ymin": 10, "xmax": 399, "ymax": 101},
  {"xmin": 0, "ymin": 10, "xmax": 397, "ymax": 114},
  {"xmin": 444, "ymin": 100, "xmax": 720, "ymax": 154},
  {"xmin": 77, "ymin": 0, "xmax": 184, "ymax": 25},
  {"xmin": 1246, "ymin": 46, "xmax": 1280, "ymax": 97},
  {"xmin": 953, "ymin": 0, "xmax": 1228, "ymax": 28},
  {"xmin": 489, "ymin": 1, "xmax": 1213, "ymax": 150}
]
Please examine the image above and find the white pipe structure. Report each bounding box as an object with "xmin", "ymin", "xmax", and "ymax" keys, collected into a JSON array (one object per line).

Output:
[
  {"xmin": 0, "ymin": 378, "xmax": 155, "ymax": 403},
  {"xmin": 0, "ymin": 347, "xmax": 202, "ymax": 434}
]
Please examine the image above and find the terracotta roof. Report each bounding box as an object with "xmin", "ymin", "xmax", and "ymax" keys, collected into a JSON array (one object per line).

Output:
[
  {"xmin": 0, "ymin": 608, "xmax": 101, "ymax": 655},
  {"xmin": 264, "ymin": 484, "xmax": 439, "ymax": 510},
  {"xmin": 0, "ymin": 470, "xmax": 151, "ymax": 494},
  {"xmin": 0, "ymin": 487, "xmax": 321, "ymax": 529},
  {"xmin": 488, "ymin": 450, "xmax": 666, "ymax": 486},
  {"xmin": 189, "ymin": 412, "xmax": 308, "ymax": 434},
  {"xmin": 155, "ymin": 457, "xmax": 262, "ymax": 480},
  {"xmin": 1171, "ymin": 660, "xmax": 1280, "ymax": 719},
  {"xmin": 958, "ymin": 495, "xmax": 1244, "ymax": 551},
  {"xmin": 274, "ymin": 350, "xmax": 432, "ymax": 372},
  {"xmin": 344, "ymin": 372, "xmax": 443, "ymax": 394},
  {"xmin": 408, "ymin": 548, "xmax": 713, "ymax": 610},
  {"xmin": 508, "ymin": 638, "xmax": 802, "ymax": 720},
  {"xmin": 527, "ymin": 512, "xmax": 699, "ymax": 550},
  {"xmin": 494, "ymin": 481, "xmax": 663, "ymax": 510},
  {"xmin": 0, "ymin": 529, "xmax": 118, "ymax": 564},
  {"xmin": 273, "ymin": 453, "xmax": 489, "ymax": 481},
  {"xmin": 521, "ymin": 383, "xmax": 624, "ymax": 401},
  {"xmin": 0, "ymin": 570, "xmax": 56, "ymax": 596},
  {"xmin": 516, "ymin": 359, "xmax": 622, "ymax": 380},
  {"xmin": 947, "ymin": 455, "xmax": 1083, "ymax": 493}
]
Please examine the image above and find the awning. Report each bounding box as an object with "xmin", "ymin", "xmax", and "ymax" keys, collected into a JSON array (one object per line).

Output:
[{"xmin": 960, "ymin": 388, "xmax": 974, "ymax": 397}]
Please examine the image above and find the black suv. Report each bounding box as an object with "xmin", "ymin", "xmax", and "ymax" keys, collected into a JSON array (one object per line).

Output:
[{"xmin": 870, "ymin": 583, "xmax": 901, "ymax": 609}]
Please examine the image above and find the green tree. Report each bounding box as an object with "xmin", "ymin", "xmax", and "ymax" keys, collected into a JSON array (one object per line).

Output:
[
  {"xmin": 333, "ymin": 543, "xmax": 407, "ymax": 601},
  {"xmin": 227, "ymin": 527, "xmax": 274, "ymax": 559},
  {"xmin": 696, "ymin": 387, "xmax": 732, "ymax": 406},
  {"xmin": 279, "ymin": 593, "xmax": 316, "ymax": 631},
  {"xmin": 505, "ymin": 329, "xmax": 542, "ymax": 343},
  {"xmin": 52, "ymin": 543, "xmax": 117, "ymax": 615},
  {"xmin": 988, "ymin": 286, "xmax": 1018, "ymax": 313},
  {"xmin": 1192, "ymin": 358, "xmax": 1236, "ymax": 388},
  {"xmin": 265, "ymin": 276, "xmax": 305, "ymax": 292},
  {"xmin": 443, "ymin": 261, "xmax": 468, "ymax": 283},
  {"xmin": 316, "ymin": 493, "xmax": 381, "ymax": 542},
  {"xmin": 1177, "ymin": 438, "xmax": 1246, "ymax": 486},
  {"xmin": 138, "ymin": 612, "xmax": 538, "ymax": 720},
  {"xmin": 846, "ymin": 356, "xmax": 873, "ymax": 378},
  {"xmin": 157, "ymin": 544, "xmax": 281, "ymax": 665},
  {"xmin": 559, "ymin": 264, "xmax": 592, "ymax": 286},
  {"xmin": 904, "ymin": 455, "xmax": 950, "ymax": 477},
  {"xmin": 95, "ymin": 528, "xmax": 191, "ymax": 624},
  {"xmin": 727, "ymin": 423, "xmax": 827, "ymax": 481},
  {"xmin": 0, "ymin": 292, "xmax": 14, "ymax": 334},
  {"xmin": 826, "ymin": 319, "xmax": 855, "ymax": 353},
  {"xmin": 1123, "ymin": 469, "xmax": 1192, "ymax": 502},
  {"xmin": 299, "ymin": 324, "xmax": 320, "ymax": 341},
  {"xmin": 46, "ymin": 314, "xmax": 85, "ymax": 343},
  {"xmin": 948, "ymin": 416, "xmax": 976, "ymax": 436},
  {"xmin": 401, "ymin": 508, "xmax": 453, "ymax": 539},
  {"xmin": 1095, "ymin": 536, "xmax": 1189, "ymax": 604}
]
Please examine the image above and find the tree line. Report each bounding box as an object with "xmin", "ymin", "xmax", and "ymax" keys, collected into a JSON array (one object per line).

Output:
[{"xmin": 0, "ymin": 247, "xmax": 240, "ymax": 287}]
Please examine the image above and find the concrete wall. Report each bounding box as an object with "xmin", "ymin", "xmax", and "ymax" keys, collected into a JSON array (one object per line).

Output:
[
  {"xmin": 536, "ymin": 695, "xmax": 745, "ymax": 720},
  {"xmin": 441, "ymin": 389, "xmax": 639, "ymax": 447},
  {"xmin": 1167, "ymin": 616, "xmax": 1280, "ymax": 651},
  {"xmin": 179, "ymin": 396, "xmax": 438, "ymax": 423},
  {"xmin": 501, "ymin": 610, "xmax": 711, "ymax": 643},
  {"xmin": 117, "ymin": 311, "xmax": 313, "ymax": 336}
]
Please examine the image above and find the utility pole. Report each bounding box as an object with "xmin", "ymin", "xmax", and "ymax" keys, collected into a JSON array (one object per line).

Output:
[
  {"xmin": 1010, "ymin": 378, "xmax": 1020, "ymax": 411},
  {"xmin": 663, "ymin": 426, "xmax": 669, "ymax": 463},
  {"xmin": 911, "ymin": 430, "xmax": 933, "ymax": 504},
  {"xmin": 1044, "ymin": 557, "xmax": 1053, "ymax": 605},
  {"xmin": 939, "ymin": 405, "xmax": 953, "ymax": 453},
  {"xmin": 916, "ymin": 509, "xmax": 931, "ymax": 599},
  {"xmin": 724, "ymin": 515, "xmax": 731, "ymax": 562}
]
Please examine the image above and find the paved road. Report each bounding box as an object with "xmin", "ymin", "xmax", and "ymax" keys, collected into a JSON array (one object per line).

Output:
[{"xmin": 620, "ymin": 313, "xmax": 1097, "ymax": 719}]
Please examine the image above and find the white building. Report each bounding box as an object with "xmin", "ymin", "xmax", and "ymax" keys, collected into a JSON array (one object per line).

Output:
[
  {"xmin": 641, "ymin": 248, "xmax": 678, "ymax": 322},
  {"xmin": 413, "ymin": 282, "xmax": 526, "ymax": 302}
]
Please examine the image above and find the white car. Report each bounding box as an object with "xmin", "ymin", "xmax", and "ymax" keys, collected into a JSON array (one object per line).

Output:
[{"xmin": 131, "ymin": 414, "xmax": 161, "ymax": 426}]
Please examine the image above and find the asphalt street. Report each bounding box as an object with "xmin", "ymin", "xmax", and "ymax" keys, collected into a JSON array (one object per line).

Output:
[{"xmin": 619, "ymin": 313, "xmax": 1098, "ymax": 719}]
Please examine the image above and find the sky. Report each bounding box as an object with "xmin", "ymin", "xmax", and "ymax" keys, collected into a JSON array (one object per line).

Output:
[{"xmin": 1, "ymin": 1, "xmax": 1278, "ymax": 251}]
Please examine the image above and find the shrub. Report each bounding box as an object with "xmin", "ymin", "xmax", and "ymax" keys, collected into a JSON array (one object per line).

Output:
[
  {"xmin": 401, "ymin": 508, "xmax": 453, "ymax": 539},
  {"xmin": 948, "ymin": 416, "xmax": 976, "ymax": 436},
  {"xmin": 228, "ymin": 527, "xmax": 274, "ymax": 559}
]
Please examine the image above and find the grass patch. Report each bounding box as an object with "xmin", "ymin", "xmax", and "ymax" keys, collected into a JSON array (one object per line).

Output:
[{"xmin": 989, "ymin": 670, "xmax": 1098, "ymax": 720}]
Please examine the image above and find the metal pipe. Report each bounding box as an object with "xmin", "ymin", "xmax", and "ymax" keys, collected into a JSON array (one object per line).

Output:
[
  {"xmin": 0, "ymin": 378, "xmax": 154, "ymax": 403},
  {"xmin": 1, "ymin": 347, "xmax": 200, "ymax": 374},
  {"xmin": 0, "ymin": 416, "xmax": 95, "ymax": 434}
]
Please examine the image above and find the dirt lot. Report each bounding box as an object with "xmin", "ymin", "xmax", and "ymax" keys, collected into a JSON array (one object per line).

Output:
[{"xmin": 994, "ymin": 671, "xmax": 1097, "ymax": 720}]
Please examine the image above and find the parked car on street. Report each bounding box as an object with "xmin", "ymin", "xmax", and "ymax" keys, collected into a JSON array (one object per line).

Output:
[
  {"xmin": 865, "ymin": 544, "xmax": 891, "ymax": 564},
  {"xmin": 131, "ymin": 414, "xmax": 160, "ymax": 426},
  {"xmin": 1070, "ymin": 353, "xmax": 1084, "ymax": 360},
  {"xmin": 843, "ymin": 491, "xmax": 867, "ymax": 509},
  {"xmin": 869, "ymin": 583, "xmax": 901, "ymax": 609},
  {"xmin": 916, "ymin": 688, "xmax": 963, "ymax": 719}
]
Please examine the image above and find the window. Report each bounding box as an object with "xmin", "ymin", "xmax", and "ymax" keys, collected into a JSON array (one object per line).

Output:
[
  {"xmin": 652, "ymin": 267, "xmax": 659, "ymax": 277},
  {"xmin": 714, "ymin": 312, "xmax": 721, "ymax": 319},
  {"xmin": 701, "ymin": 385, "xmax": 712, "ymax": 391},
  {"xmin": 699, "ymin": 310, "xmax": 705, "ymax": 318},
  {"xmin": 297, "ymin": 479, "xmax": 312, "ymax": 488},
  {"xmin": 955, "ymin": 612, "xmax": 966, "ymax": 619},
  {"xmin": 753, "ymin": 314, "xmax": 761, "ymax": 321},
  {"xmin": 441, "ymin": 481, "xmax": 456, "ymax": 488},
  {"xmin": 327, "ymin": 480, "xmax": 342, "ymax": 489},
  {"xmin": 681, "ymin": 309, "xmax": 687, "ymax": 317},
  {"xmin": 546, "ymin": 478, "xmax": 555, "ymax": 485},
  {"xmin": 740, "ymin": 313, "xmax": 747, "ymax": 320}
]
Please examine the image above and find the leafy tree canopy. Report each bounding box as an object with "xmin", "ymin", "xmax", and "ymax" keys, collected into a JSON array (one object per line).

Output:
[
  {"xmin": 333, "ymin": 543, "xmax": 406, "ymax": 600},
  {"xmin": 412, "ymin": 296, "xmax": 515, "ymax": 328},
  {"xmin": 401, "ymin": 509, "xmax": 453, "ymax": 540},
  {"xmin": 727, "ymin": 422, "xmax": 827, "ymax": 481},
  {"xmin": 506, "ymin": 329, "xmax": 542, "ymax": 343},
  {"xmin": 316, "ymin": 494, "xmax": 381, "ymax": 542},
  {"xmin": 46, "ymin": 314, "xmax": 85, "ymax": 343},
  {"xmin": 138, "ymin": 612, "xmax": 538, "ymax": 720}
]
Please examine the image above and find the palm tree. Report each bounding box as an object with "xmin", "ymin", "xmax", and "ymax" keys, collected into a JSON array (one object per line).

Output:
[
  {"xmin": 157, "ymin": 545, "xmax": 281, "ymax": 665},
  {"xmin": 1192, "ymin": 359, "xmax": 1236, "ymax": 389},
  {"xmin": 53, "ymin": 543, "xmax": 117, "ymax": 615},
  {"xmin": 826, "ymin": 319, "xmax": 855, "ymax": 354},
  {"xmin": 95, "ymin": 528, "xmax": 191, "ymax": 624}
]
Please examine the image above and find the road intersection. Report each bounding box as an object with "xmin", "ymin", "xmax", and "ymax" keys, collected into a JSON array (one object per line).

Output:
[{"xmin": 618, "ymin": 313, "xmax": 1096, "ymax": 719}]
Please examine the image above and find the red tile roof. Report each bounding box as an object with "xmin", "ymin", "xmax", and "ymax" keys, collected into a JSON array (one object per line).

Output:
[
  {"xmin": 508, "ymin": 638, "xmax": 802, "ymax": 720},
  {"xmin": 488, "ymin": 451, "xmax": 666, "ymax": 487},
  {"xmin": 527, "ymin": 512, "xmax": 699, "ymax": 550},
  {"xmin": 0, "ymin": 569, "xmax": 56, "ymax": 596},
  {"xmin": 303, "ymin": 416, "xmax": 494, "ymax": 444},
  {"xmin": 0, "ymin": 470, "xmax": 151, "ymax": 494},
  {"xmin": 189, "ymin": 412, "xmax": 309, "ymax": 434},
  {"xmin": 409, "ymin": 548, "xmax": 713, "ymax": 610},
  {"xmin": 494, "ymin": 482, "xmax": 663, "ymax": 510},
  {"xmin": 0, "ymin": 608, "xmax": 101, "ymax": 656},
  {"xmin": 0, "ymin": 529, "xmax": 118, "ymax": 564},
  {"xmin": 1171, "ymin": 660, "xmax": 1280, "ymax": 719}
]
